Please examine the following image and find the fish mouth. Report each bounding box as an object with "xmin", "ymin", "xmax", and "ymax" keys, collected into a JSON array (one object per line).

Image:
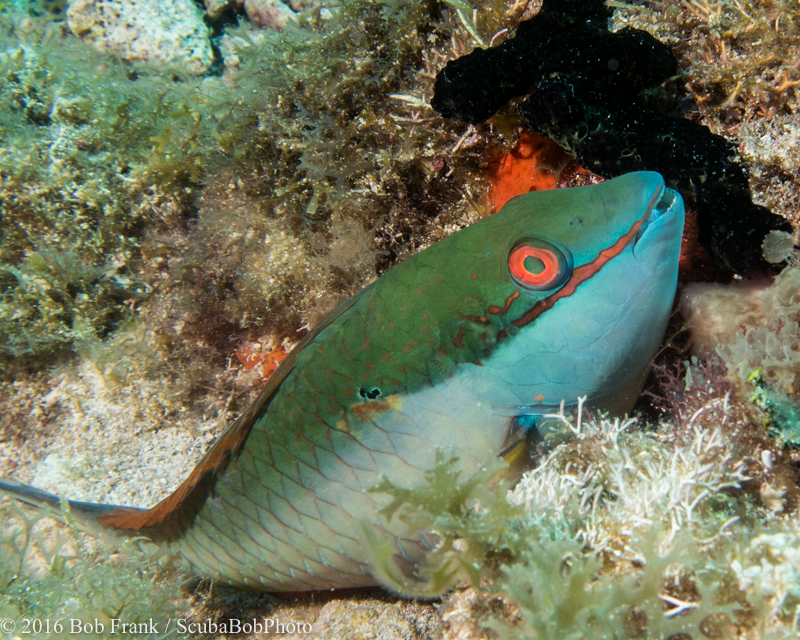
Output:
[{"xmin": 633, "ymin": 185, "xmax": 680, "ymax": 249}]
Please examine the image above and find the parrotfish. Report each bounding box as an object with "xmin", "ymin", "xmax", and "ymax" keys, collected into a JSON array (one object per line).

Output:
[{"xmin": 0, "ymin": 172, "xmax": 684, "ymax": 593}]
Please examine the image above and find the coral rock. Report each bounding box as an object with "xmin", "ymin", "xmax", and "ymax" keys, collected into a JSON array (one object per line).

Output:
[
  {"xmin": 205, "ymin": 0, "xmax": 243, "ymax": 20},
  {"xmin": 310, "ymin": 598, "xmax": 437, "ymax": 640},
  {"xmin": 244, "ymin": 0, "xmax": 295, "ymax": 29},
  {"xmin": 681, "ymin": 262, "xmax": 800, "ymax": 398},
  {"xmin": 67, "ymin": 0, "xmax": 213, "ymax": 75},
  {"xmin": 440, "ymin": 588, "xmax": 519, "ymax": 640}
]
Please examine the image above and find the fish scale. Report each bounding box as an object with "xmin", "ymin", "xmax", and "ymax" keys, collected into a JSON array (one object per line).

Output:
[
  {"xmin": 0, "ymin": 172, "xmax": 684, "ymax": 594},
  {"xmin": 191, "ymin": 267, "xmax": 480, "ymax": 589}
]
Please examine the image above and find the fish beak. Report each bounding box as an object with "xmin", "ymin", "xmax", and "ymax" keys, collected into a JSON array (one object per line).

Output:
[{"xmin": 633, "ymin": 186, "xmax": 681, "ymax": 259}]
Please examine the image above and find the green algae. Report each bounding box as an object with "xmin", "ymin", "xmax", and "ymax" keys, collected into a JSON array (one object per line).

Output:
[
  {"xmin": 0, "ymin": 501, "xmax": 187, "ymax": 640},
  {"xmin": 0, "ymin": 15, "xmax": 228, "ymax": 366},
  {"xmin": 749, "ymin": 368, "xmax": 800, "ymax": 448},
  {"xmin": 0, "ymin": 0, "xmax": 504, "ymax": 374}
]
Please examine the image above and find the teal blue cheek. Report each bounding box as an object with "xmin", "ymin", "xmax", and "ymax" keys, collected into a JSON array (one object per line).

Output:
[{"xmin": 480, "ymin": 185, "xmax": 684, "ymax": 413}]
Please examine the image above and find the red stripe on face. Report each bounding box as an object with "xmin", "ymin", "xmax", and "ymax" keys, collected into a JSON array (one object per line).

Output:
[{"xmin": 498, "ymin": 202, "xmax": 655, "ymax": 339}]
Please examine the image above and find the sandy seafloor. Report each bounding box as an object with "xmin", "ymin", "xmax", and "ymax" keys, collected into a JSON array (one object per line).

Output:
[{"xmin": 2, "ymin": 0, "xmax": 800, "ymax": 638}]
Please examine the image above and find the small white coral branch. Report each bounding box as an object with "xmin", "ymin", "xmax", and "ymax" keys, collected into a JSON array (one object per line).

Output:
[
  {"xmin": 659, "ymin": 593, "xmax": 700, "ymax": 617},
  {"xmin": 542, "ymin": 395, "xmax": 589, "ymax": 436},
  {"xmin": 455, "ymin": 8, "xmax": 486, "ymax": 48},
  {"xmin": 510, "ymin": 401, "xmax": 750, "ymax": 557}
]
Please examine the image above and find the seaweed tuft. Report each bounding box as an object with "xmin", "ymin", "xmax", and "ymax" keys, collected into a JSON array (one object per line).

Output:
[
  {"xmin": 0, "ymin": 500, "xmax": 188, "ymax": 640},
  {"xmin": 366, "ymin": 368, "xmax": 800, "ymax": 637}
]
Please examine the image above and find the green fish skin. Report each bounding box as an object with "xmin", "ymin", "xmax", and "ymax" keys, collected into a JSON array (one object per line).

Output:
[{"xmin": 0, "ymin": 172, "xmax": 684, "ymax": 593}]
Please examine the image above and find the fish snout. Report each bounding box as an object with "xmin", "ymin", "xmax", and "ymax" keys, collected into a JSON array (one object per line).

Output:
[{"xmin": 632, "ymin": 187, "xmax": 684, "ymax": 262}]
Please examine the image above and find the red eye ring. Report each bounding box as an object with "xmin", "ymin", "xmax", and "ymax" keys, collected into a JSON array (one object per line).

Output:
[{"xmin": 508, "ymin": 241, "xmax": 570, "ymax": 290}]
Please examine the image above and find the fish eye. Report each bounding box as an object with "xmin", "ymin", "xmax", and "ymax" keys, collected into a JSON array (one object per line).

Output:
[{"xmin": 508, "ymin": 240, "xmax": 572, "ymax": 291}]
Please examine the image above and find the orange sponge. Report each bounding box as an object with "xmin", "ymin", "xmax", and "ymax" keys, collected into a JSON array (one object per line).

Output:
[
  {"xmin": 236, "ymin": 340, "xmax": 288, "ymax": 381},
  {"xmin": 486, "ymin": 130, "xmax": 595, "ymax": 212}
]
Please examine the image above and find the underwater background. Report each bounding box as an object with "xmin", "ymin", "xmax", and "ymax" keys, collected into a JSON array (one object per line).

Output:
[{"xmin": 1, "ymin": 0, "xmax": 800, "ymax": 637}]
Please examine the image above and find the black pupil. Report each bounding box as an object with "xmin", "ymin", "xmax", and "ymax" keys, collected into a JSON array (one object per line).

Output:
[{"xmin": 359, "ymin": 387, "xmax": 381, "ymax": 400}]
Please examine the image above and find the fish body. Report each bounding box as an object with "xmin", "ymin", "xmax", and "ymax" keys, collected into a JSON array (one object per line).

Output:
[{"xmin": 0, "ymin": 172, "xmax": 684, "ymax": 592}]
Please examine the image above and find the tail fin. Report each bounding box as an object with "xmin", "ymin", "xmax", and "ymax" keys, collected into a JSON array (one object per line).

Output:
[{"xmin": 0, "ymin": 478, "xmax": 143, "ymax": 537}]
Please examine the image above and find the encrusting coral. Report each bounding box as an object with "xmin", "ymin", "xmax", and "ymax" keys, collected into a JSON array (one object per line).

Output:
[
  {"xmin": 682, "ymin": 253, "xmax": 800, "ymax": 449},
  {"xmin": 66, "ymin": 0, "xmax": 214, "ymax": 75}
]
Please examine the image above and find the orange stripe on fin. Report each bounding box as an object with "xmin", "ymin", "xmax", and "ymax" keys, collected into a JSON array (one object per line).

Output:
[{"xmin": 97, "ymin": 369, "xmax": 286, "ymax": 530}]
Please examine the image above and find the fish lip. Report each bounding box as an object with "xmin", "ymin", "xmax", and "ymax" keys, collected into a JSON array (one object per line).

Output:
[
  {"xmin": 651, "ymin": 186, "xmax": 679, "ymax": 221},
  {"xmin": 633, "ymin": 185, "xmax": 679, "ymax": 248}
]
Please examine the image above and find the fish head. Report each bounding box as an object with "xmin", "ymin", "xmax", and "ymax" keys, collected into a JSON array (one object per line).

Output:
[{"xmin": 440, "ymin": 171, "xmax": 684, "ymax": 424}]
